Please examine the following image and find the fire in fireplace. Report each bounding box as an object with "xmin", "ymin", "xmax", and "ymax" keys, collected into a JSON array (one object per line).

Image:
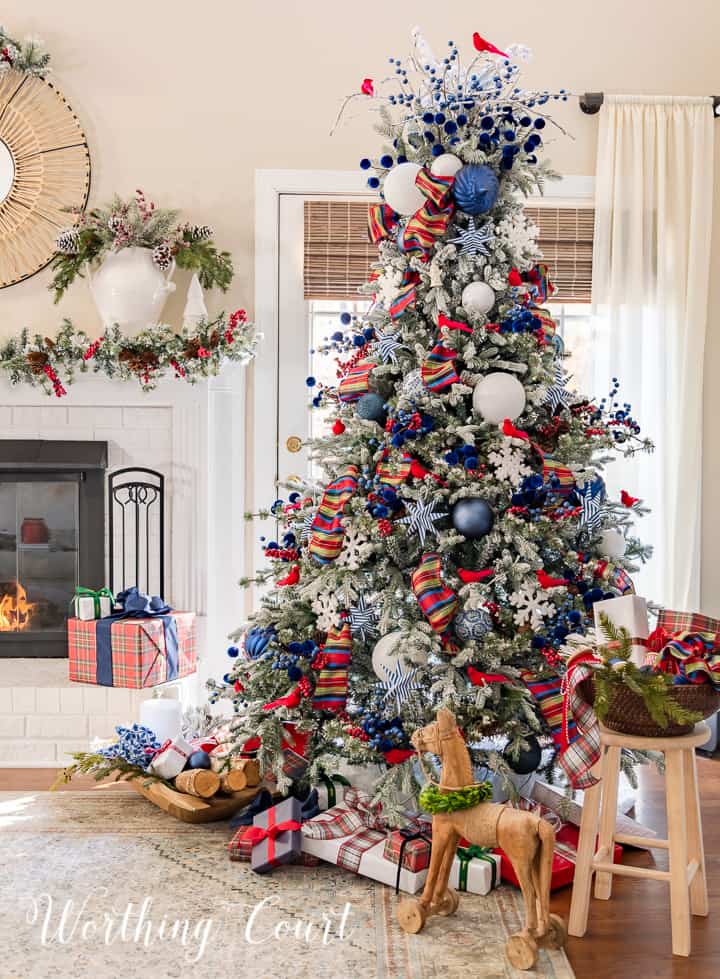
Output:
[{"xmin": 0, "ymin": 582, "xmax": 36, "ymax": 631}]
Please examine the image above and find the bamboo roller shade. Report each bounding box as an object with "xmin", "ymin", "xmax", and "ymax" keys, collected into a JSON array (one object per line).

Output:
[{"xmin": 304, "ymin": 200, "xmax": 594, "ymax": 303}]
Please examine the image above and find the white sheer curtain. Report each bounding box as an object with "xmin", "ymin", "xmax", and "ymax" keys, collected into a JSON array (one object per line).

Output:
[{"xmin": 591, "ymin": 95, "xmax": 714, "ymax": 609}]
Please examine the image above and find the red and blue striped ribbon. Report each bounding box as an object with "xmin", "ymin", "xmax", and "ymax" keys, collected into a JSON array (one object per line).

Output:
[
  {"xmin": 421, "ymin": 343, "xmax": 460, "ymax": 391},
  {"xmin": 312, "ymin": 622, "xmax": 353, "ymax": 711},
  {"xmin": 411, "ymin": 552, "xmax": 458, "ymax": 639},
  {"xmin": 308, "ymin": 466, "xmax": 359, "ymax": 564}
]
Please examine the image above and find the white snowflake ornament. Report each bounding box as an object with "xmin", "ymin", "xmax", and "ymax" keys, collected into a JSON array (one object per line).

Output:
[
  {"xmin": 311, "ymin": 590, "xmax": 343, "ymax": 633},
  {"xmin": 336, "ymin": 522, "xmax": 374, "ymax": 570},
  {"xmin": 487, "ymin": 440, "xmax": 532, "ymax": 486},
  {"xmin": 509, "ymin": 583, "xmax": 554, "ymax": 630}
]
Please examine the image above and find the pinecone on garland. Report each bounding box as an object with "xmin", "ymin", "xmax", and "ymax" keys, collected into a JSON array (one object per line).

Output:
[
  {"xmin": 188, "ymin": 224, "xmax": 213, "ymax": 241},
  {"xmin": 55, "ymin": 228, "xmax": 80, "ymax": 255},
  {"xmin": 152, "ymin": 242, "xmax": 173, "ymax": 271}
]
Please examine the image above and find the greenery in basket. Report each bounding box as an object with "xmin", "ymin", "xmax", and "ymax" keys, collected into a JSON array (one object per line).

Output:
[
  {"xmin": 50, "ymin": 189, "xmax": 234, "ymax": 301},
  {"xmin": 51, "ymin": 752, "xmax": 175, "ymax": 792},
  {"xmin": 592, "ymin": 613, "xmax": 702, "ymax": 729}
]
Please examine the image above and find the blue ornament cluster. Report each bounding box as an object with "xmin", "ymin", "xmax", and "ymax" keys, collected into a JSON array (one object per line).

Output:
[
  {"xmin": 98, "ymin": 724, "xmax": 160, "ymax": 769},
  {"xmin": 444, "ymin": 443, "xmax": 479, "ymax": 470}
]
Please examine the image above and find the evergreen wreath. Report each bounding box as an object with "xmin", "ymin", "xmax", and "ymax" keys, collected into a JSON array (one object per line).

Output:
[
  {"xmin": 0, "ymin": 310, "xmax": 256, "ymax": 396},
  {"xmin": 0, "ymin": 27, "xmax": 50, "ymax": 77},
  {"xmin": 419, "ymin": 781, "xmax": 493, "ymax": 815},
  {"xmin": 50, "ymin": 190, "xmax": 234, "ymax": 301}
]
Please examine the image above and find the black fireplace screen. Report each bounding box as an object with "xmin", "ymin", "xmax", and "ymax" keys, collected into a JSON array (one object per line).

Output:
[
  {"xmin": 0, "ymin": 440, "xmax": 107, "ymax": 658},
  {"xmin": 108, "ymin": 467, "xmax": 165, "ymax": 599}
]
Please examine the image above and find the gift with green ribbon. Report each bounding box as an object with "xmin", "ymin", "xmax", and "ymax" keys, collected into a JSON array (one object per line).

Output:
[
  {"xmin": 316, "ymin": 771, "xmax": 352, "ymax": 809},
  {"xmin": 451, "ymin": 844, "xmax": 500, "ymax": 894},
  {"xmin": 70, "ymin": 586, "xmax": 115, "ymax": 621}
]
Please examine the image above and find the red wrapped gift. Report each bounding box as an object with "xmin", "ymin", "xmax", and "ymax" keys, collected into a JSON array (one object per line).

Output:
[
  {"xmin": 68, "ymin": 612, "xmax": 196, "ymax": 688},
  {"xmin": 495, "ymin": 822, "xmax": 622, "ymax": 891},
  {"xmin": 383, "ymin": 825, "xmax": 432, "ymax": 874}
]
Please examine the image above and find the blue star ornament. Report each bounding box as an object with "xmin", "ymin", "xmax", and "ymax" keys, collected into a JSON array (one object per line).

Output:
[
  {"xmin": 397, "ymin": 498, "xmax": 447, "ymax": 546},
  {"xmin": 543, "ymin": 364, "xmax": 571, "ymax": 413},
  {"xmin": 449, "ymin": 217, "xmax": 494, "ymax": 257},
  {"xmin": 348, "ymin": 594, "xmax": 380, "ymax": 642},
  {"xmin": 380, "ymin": 661, "xmax": 422, "ymax": 712},
  {"xmin": 578, "ymin": 477, "xmax": 605, "ymax": 531},
  {"xmin": 375, "ymin": 329, "xmax": 408, "ymax": 365}
]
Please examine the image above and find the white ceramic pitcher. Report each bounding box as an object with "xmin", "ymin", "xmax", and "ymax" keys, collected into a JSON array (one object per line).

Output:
[{"xmin": 88, "ymin": 246, "xmax": 176, "ymax": 337}]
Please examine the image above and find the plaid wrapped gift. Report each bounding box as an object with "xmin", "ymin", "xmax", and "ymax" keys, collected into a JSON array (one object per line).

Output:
[
  {"xmin": 68, "ymin": 612, "xmax": 196, "ymax": 688},
  {"xmin": 301, "ymin": 790, "xmax": 428, "ymax": 894},
  {"xmin": 383, "ymin": 824, "xmax": 432, "ymax": 874},
  {"xmin": 648, "ymin": 610, "xmax": 720, "ymax": 683}
]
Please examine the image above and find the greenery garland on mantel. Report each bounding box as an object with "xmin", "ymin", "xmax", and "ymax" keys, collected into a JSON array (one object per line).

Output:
[
  {"xmin": 0, "ymin": 27, "xmax": 50, "ymax": 77},
  {"xmin": 0, "ymin": 311, "xmax": 257, "ymax": 396}
]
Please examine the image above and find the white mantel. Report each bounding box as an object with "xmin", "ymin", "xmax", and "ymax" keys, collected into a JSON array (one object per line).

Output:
[{"xmin": 0, "ymin": 366, "xmax": 248, "ymax": 686}]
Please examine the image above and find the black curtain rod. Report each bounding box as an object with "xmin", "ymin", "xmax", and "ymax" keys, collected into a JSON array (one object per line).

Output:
[{"xmin": 580, "ymin": 92, "xmax": 720, "ymax": 116}]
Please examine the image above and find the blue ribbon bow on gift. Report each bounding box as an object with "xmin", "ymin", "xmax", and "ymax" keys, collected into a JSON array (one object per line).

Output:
[{"xmin": 94, "ymin": 586, "xmax": 179, "ymax": 687}]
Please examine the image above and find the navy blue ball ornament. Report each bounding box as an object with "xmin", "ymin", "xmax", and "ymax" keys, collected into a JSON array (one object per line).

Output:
[
  {"xmin": 357, "ymin": 392, "xmax": 387, "ymax": 425},
  {"xmin": 503, "ymin": 735, "xmax": 542, "ymax": 775},
  {"xmin": 452, "ymin": 164, "xmax": 499, "ymax": 215},
  {"xmin": 454, "ymin": 608, "xmax": 493, "ymax": 642},
  {"xmin": 243, "ymin": 627, "xmax": 275, "ymax": 660},
  {"xmin": 451, "ymin": 498, "xmax": 494, "ymax": 539},
  {"xmin": 187, "ymin": 750, "xmax": 212, "ymax": 770}
]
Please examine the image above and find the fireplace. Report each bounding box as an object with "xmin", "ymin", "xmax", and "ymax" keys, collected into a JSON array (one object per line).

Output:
[{"xmin": 0, "ymin": 440, "xmax": 107, "ymax": 658}]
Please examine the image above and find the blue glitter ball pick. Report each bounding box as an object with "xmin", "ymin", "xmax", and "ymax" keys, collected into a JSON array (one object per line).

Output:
[{"xmin": 453, "ymin": 164, "xmax": 500, "ymax": 215}]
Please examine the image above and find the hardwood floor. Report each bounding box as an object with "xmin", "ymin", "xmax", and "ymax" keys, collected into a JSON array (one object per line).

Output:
[{"xmin": 1, "ymin": 757, "xmax": 718, "ymax": 979}]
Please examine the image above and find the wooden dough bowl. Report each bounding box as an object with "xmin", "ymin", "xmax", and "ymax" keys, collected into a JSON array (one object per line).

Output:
[{"xmin": 130, "ymin": 778, "xmax": 263, "ymax": 823}]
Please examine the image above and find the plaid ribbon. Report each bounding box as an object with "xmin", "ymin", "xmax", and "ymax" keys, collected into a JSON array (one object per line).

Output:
[
  {"xmin": 421, "ymin": 343, "xmax": 460, "ymax": 391},
  {"xmin": 456, "ymin": 845, "xmax": 497, "ymax": 892},
  {"xmin": 389, "ymin": 271, "xmax": 420, "ymax": 320},
  {"xmin": 558, "ymin": 649, "xmax": 602, "ymax": 790},
  {"xmin": 311, "ymin": 622, "xmax": 353, "ymax": 712},
  {"xmin": 301, "ymin": 788, "xmax": 388, "ymax": 873},
  {"xmin": 375, "ymin": 449, "xmax": 411, "ymax": 488},
  {"xmin": 368, "ymin": 169, "xmax": 455, "ymax": 259},
  {"xmin": 338, "ymin": 360, "xmax": 377, "ymax": 403},
  {"xmin": 411, "ymin": 551, "xmax": 458, "ymax": 641},
  {"xmin": 308, "ymin": 465, "xmax": 359, "ymax": 565}
]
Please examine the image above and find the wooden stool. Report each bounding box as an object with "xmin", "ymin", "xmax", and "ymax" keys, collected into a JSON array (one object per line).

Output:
[{"xmin": 568, "ymin": 722, "xmax": 710, "ymax": 957}]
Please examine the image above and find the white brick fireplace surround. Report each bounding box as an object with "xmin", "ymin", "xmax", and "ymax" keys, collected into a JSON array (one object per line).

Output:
[{"xmin": 0, "ymin": 366, "xmax": 248, "ymax": 766}]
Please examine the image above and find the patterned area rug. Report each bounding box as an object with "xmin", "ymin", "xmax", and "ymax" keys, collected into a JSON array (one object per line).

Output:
[{"xmin": 0, "ymin": 790, "xmax": 575, "ymax": 979}]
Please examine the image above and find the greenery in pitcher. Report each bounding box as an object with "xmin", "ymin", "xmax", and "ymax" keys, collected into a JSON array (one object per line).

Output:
[{"xmin": 50, "ymin": 189, "xmax": 234, "ymax": 301}]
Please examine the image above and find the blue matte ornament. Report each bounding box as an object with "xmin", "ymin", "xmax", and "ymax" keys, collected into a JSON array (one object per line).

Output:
[
  {"xmin": 187, "ymin": 750, "xmax": 211, "ymax": 770},
  {"xmin": 453, "ymin": 164, "xmax": 499, "ymax": 215},
  {"xmin": 451, "ymin": 498, "xmax": 494, "ymax": 539},
  {"xmin": 454, "ymin": 608, "xmax": 493, "ymax": 642},
  {"xmin": 356, "ymin": 392, "xmax": 387, "ymax": 425}
]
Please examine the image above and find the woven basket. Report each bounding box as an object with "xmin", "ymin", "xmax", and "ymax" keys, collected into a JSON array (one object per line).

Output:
[{"xmin": 579, "ymin": 678, "xmax": 719, "ymax": 738}]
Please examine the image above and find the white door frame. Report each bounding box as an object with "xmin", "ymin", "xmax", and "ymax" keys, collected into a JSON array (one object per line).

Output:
[
  {"xmin": 250, "ymin": 169, "xmax": 594, "ymax": 578},
  {"xmin": 252, "ymin": 169, "xmax": 368, "ymax": 530}
]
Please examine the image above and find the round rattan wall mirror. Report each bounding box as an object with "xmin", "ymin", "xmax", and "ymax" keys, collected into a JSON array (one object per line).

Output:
[{"xmin": 0, "ymin": 70, "xmax": 90, "ymax": 288}]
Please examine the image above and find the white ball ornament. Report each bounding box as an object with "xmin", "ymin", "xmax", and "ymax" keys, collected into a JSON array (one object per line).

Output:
[
  {"xmin": 599, "ymin": 528, "xmax": 627, "ymax": 559},
  {"xmin": 430, "ymin": 153, "xmax": 464, "ymax": 178},
  {"xmin": 461, "ymin": 280, "xmax": 496, "ymax": 316},
  {"xmin": 371, "ymin": 631, "xmax": 403, "ymax": 678},
  {"xmin": 472, "ymin": 372, "xmax": 527, "ymax": 424},
  {"xmin": 383, "ymin": 162, "xmax": 424, "ymax": 215}
]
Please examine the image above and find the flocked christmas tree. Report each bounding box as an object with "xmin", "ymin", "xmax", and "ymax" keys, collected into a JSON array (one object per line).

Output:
[{"xmin": 207, "ymin": 30, "xmax": 652, "ymax": 818}]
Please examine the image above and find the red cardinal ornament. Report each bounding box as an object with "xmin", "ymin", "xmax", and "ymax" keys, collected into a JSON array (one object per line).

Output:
[
  {"xmin": 438, "ymin": 312, "xmax": 473, "ymax": 335},
  {"xmin": 467, "ymin": 667, "xmax": 510, "ymax": 686},
  {"xmin": 458, "ymin": 568, "xmax": 494, "ymax": 584},
  {"xmin": 276, "ymin": 564, "xmax": 300, "ymax": 587},
  {"xmin": 536, "ymin": 569, "xmax": 569, "ymax": 589},
  {"xmin": 332, "ymin": 418, "xmax": 346, "ymax": 435},
  {"xmin": 361, "ymin": 78, "xmax": 374, "ymax": 96},
  {"xmin": 502, "ymin": 419, "xmax": 530, "ymax": 441},
  {"xmin": 472, "ymin": 33, "xmax": 508, "ymax": 58},
  {"xmin": 620, "ymin": 490, "xmax": 639, "ymax": 507}
]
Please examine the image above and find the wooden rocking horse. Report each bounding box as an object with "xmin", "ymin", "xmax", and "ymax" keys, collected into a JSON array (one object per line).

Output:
[{"xmin": 398, "ymin": 708, "xmax": 566, "ymax": 970}]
